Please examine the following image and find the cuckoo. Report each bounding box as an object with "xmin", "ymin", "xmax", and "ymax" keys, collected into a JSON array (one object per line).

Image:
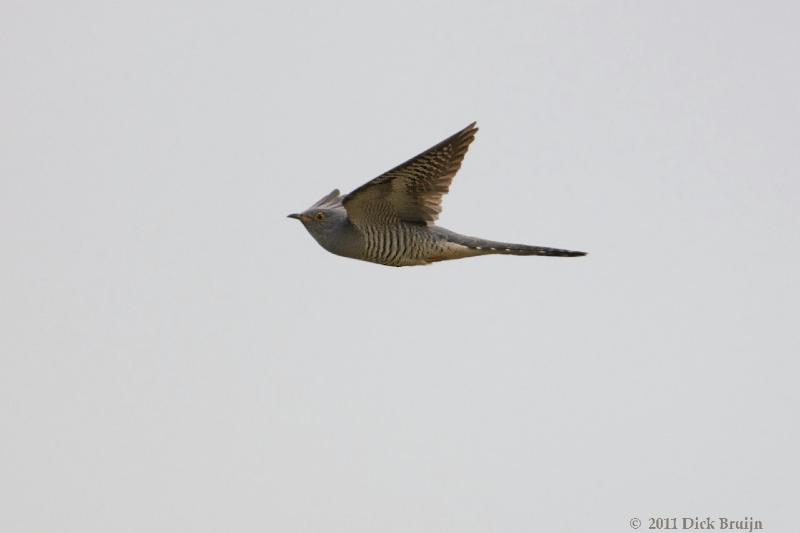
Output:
[{"xmin": 288, "ymin": 122, "xmax": 586, "ymax": 266}]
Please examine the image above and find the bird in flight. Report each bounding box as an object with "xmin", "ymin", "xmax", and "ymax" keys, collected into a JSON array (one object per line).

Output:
[{"xmin": 288, "ymin": 122, "xmax": 586, "ymax": 267}]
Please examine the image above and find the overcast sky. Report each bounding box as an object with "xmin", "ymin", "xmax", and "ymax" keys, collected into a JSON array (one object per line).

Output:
[{"xmin": 2, "ymin": 1, "xmax": 798, "ymax": 532}]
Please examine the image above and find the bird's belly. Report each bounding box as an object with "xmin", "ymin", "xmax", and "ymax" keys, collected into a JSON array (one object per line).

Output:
[
  {"xmin": 360, "ymin": 225, "xmax": 440, "ymax": 266},
  {"xmin": 361, "ymin": 227, "xmax": 477, "ymax": 267}
]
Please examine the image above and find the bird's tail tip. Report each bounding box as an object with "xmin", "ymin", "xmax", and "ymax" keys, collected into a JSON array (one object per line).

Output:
[
  {"xmin": 494, "ymin": 245, "xmax": 587, "ymax": 257},
  {"xmin": 538, "ymin": 248, "xmax": 587, "ymax": 257}
]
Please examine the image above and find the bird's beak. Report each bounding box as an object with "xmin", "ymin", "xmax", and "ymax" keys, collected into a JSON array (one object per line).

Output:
[{"xmin": 287, "ymin": 213, "xmax": 302, "ymax": 220}]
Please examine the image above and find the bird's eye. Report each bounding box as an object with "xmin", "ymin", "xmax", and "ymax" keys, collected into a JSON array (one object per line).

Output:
[{"xmin": 314, "ymin": 212, "xmax": 325, "ymax": 221}]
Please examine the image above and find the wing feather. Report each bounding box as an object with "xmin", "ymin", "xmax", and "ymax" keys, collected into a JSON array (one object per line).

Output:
[{"xmin": 342, "ymin": 123, "xmax": 478, "ymax": 225}]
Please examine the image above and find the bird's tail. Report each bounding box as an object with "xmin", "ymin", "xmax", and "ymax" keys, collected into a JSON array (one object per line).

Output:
[{"xmin": 441, "ymin": 229, "xmax": 586, "ymax": 257}]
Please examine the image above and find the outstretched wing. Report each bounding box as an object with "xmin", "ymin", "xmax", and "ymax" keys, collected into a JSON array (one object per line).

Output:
[
  {"xmin": 307, "ymin": 189, "xmax": 342, "ymax": 210},
  {"xmin": 342, "ymin": 122, "xmax": 478, "ymax": 226}
]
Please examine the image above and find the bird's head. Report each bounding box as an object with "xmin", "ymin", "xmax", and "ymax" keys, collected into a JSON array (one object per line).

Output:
[{"xmin": 287, "ymin": 189, "xmax": 347, "ymax": 244}]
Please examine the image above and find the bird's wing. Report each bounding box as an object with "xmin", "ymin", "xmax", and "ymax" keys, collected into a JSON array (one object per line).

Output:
[
  {"xmin": 342, "ymin": 122, "xmax": 478, "ymax": 225},
  {"xmin": 308, "ymin": 189, "xmax": 342, "ymax": 210}
]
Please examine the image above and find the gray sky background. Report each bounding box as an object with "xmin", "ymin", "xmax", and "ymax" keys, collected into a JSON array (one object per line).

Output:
[{"xmin": 2, "ymin": 2, "xmax": 798, "ymax": 532}]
